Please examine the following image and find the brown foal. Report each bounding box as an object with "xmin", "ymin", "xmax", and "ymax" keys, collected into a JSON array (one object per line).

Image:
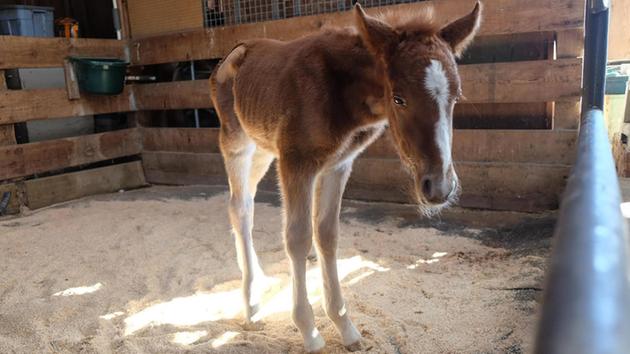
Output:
[{"xmin": 210, "ymin": 2, "xmax": 481, "ymax": 352}]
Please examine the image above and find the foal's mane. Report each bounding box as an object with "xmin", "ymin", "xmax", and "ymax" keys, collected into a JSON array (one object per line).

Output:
[{"xmin": 375, "ymin": 6, "xmax": 439, "ymax": 35}]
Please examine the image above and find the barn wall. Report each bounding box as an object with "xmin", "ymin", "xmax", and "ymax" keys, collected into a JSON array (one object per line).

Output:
[
  {"xmin": 0, "ymin": 0, "xmax": 591, "ymax": 213},
  {"xmin": 122, "ymin": 0, "xmax": 586, "ymax": 212},
  {"xmin": 126, "ymin": 0, "xmax": 204, "ymax": 38},
  {"xmin": 610, "ymin": 0, "xmax": 630, "ymax": 61}
]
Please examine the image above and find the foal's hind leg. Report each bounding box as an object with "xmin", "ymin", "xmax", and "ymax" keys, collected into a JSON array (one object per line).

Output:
[
  {"xmin": 278, "ymin": 158, "xmax": 326, "ymax": 353},
  {"xmin": 221, "ymin": 132, "xmax": 274, "ymax": 322},
  {"xmin": 313, "ymin": 162, "xmax": 362, "ymax": 350}
]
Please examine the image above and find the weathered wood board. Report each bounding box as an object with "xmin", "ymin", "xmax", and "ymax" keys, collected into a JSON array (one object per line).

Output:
[
  {"xmin": 0, "ymin": 36, "xmax": 127, "ymax": 70},
  {"xmin": 141, "ymin": 150, "xmax": 569, "ymax": 212},
  {"xmin": 130, "ymin": 0, "xmax": 585, "ymax": 65},
  {"xmin": 0, "ymin": 129, "xmax": 141, "ymax": 181},
  {"xmin": 142, "ymin": 127, "xmax": 577, "ymax": 165},
  {"xmin": 24, "ymin": 161, "xmax": 147, "ymax": 210}
]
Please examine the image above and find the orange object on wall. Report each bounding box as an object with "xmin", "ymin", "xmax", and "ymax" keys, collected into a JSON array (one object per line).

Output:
[{"xmin": 55, "ymin": 18, "xmax": 79, "ymax": 38}]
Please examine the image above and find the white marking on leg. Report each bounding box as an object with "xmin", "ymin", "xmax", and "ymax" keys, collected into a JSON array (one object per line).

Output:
[
  {"xmin": 225, "ymin": 142, "xmax": 268, "ymax": 321},
  {"xmin": 314, "ymin": 162, "xmax": 362, "ymax": 348},
  {"xmin": 425, "ymin": 59, "xmax": 452, "ymax": 175},
  {"xmin": 281, "ymin": 168, "xmax": 326, "ymax": 353}
]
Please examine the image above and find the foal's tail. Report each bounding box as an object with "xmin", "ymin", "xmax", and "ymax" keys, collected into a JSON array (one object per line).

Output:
[
  {"xmin": 210, "ymin": 43, "xmax": 248, "ymax": 135},
  {"xmin": 209, "ymin": 43, "xmax": 247, "ymax": 101}
]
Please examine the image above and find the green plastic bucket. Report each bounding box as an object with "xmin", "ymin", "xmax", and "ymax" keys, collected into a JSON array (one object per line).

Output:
[{"xmin": 69, "ymin": 57, "xmax": 128, "ymax": 95}]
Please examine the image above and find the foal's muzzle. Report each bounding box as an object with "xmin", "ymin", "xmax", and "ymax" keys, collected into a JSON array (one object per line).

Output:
[{"xmin": 416, "ymin": 170, "xmax": 459, "ymax": 206}]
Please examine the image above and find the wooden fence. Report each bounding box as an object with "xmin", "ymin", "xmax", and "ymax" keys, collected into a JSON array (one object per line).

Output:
[
  {"xmin": 0, "ymin": 37, "xmax": 145, "ymax": 213},
  {"xmin": 0, "ymin": 0, "xmax": 586, "ymax": 213},
  {"xmin": 134, "ymin": 0, "xmax": 585, "ymax": 211}
]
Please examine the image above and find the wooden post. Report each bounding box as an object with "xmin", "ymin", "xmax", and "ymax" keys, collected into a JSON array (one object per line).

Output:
[
  {"xmin": 0, "ymin": 70, "xmax": 17, "ymax": 146},
  {"xmin": 63, "ymin": 59, "xmax": 81, "ymax": 100},
  {"xmin": 554, "ymin": 100, "xmax": 581, "ymax": 130},
  {"xmin": 0, "ymin": 68, "xmax": 22, "ymax": 215},
  {"xmin": 553, "ymin": 29, "xmax": 584, "ymax": 130},
  {"xmin": 556, "ymin": 29, "xmax": 584, "ymax": 59}
]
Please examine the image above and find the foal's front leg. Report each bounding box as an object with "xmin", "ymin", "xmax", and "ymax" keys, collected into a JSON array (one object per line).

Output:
[
  {"xmin": 313, "ymin": 162, "xmax": 362, "ymax": 350},
  {"xmin": 278, "ymin": 159, "xmax": 326, "ymax": 353}
]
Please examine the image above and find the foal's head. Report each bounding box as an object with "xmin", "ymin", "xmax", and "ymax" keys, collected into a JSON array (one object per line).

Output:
[{"xmin": 355, "ymin": 2, "xmax": 481, "ymax": 213}]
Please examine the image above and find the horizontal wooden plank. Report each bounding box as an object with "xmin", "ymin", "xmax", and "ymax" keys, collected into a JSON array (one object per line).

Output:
[
  {"xmin": 134, "ymin": 80, "xmax": 211, "ymax": 111},
  {"xmin": 131, "ymin": 0, "xmax": 585, "ymax": 65},
  {"xmin": 347, "ymin": 158, "xmax": 570, "ymax": 212},
  {"xmin": 0, "ymin": 36, "xmax": 127, "ymax": 70},
  {"xmin": 129, "ymin": 58, "xmax": 582, "ymax": 113},
  {"xmin": 0, "ymin": 57, "xmax": 581, "ymax": 124},
  {"xmin": 0, "ymin": 87, "xmax": 134, "ymax": 125},
  {"xmin": 0, "ymin": 129, "xmax": 141, "ymax": 181},
  {"xmin": 0, "ymin": 81, "xmax": 207, "ymax": 124},
  {"xmin": 141, "ymin": 151, "xmax": 569, "ymax": 211},
  {"xmin": 459, "ymin": 59, "xmax": 582, "ymax": 103},
  {"xmin": 141, "ymin": 127, "xmax": 577, "ymax": 164},
  {"xmin": 368, "ymin": 129, "xmax": 577, "ymax": 164},
  {"xmin": 24, "ymin": 161, "xmax": 147, "ymax": 210},
  {"xmin": 142, "ymin": 127, "xmax": 220, "ymax": 153},
  {"xmin": 142, "ymin": 151, "xmax": 227, "ymax": 186}
]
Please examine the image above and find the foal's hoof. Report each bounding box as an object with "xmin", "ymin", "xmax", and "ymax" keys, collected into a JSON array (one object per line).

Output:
[
  {"xmin": 305, "ymin": 333, "xmax": 326, "ymax": 353},
  {"xmin": 344, "ymin": 340, "xmax": 362, "ymax": 352},
  {"xmin": 242, "ymin": 319, "xmax": 265, "ymax": 331}
]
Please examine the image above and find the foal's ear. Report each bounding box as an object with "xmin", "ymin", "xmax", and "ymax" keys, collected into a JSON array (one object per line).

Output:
[
  {"xmin": 354, "ymin": 3, "xmax": 398, "ymax": 59},
  {"xmin": 439, "ymin": 1, "xmax": 482, "ymax": 58}
]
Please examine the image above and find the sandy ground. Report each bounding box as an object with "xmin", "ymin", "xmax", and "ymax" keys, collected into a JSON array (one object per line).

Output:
[{"xmin": 0, "ymin": 185, "xmax": 554, "ymax": 354}]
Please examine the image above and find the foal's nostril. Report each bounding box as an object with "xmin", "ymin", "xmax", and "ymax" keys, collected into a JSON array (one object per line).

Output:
[{"xmin": 422, "ymin": 178, "xmax": 432, "ymax": 198}]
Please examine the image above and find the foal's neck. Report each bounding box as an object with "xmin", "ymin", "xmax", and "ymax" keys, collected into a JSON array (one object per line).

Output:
[{"xmin": 322, "ymin": 29, "xmax": 388, "ymax": 127}]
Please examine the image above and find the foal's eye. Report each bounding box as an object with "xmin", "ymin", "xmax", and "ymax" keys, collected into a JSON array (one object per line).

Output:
[{"xmin": 393, "ymin": 95, "xmax": 406, "ymax": 106}]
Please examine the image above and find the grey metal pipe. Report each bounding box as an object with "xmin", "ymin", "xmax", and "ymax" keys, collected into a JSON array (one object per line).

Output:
[
  {"xmin": 535, "ymin": 109, "xmax": 630, "ymax": 354},
  {"xmin": 534, "ymin": 0, "xmax": 630, "ymax": 352}
]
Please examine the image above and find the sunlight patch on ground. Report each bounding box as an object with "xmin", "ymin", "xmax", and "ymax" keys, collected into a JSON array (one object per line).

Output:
[
  {"xmin": 345, "ymin": 270, "xmax": 375, "ymax": 286},
  {"xmin": 100, "ymin": 311, "xmax": 125, "ymax": 320},
  {"xmin": 211, "ymin": 331, "xmax": 239, "ymax": 348},
  {"xmin": 407, "ymin": 252, "xmax": 448, "ymax": 269},
  {"xmin": 124, "ymin": 256, "xmax": 388, "ymax": 335},
  {"xmin": 431, "ymin": 252, "xmax": 448, "ymax": 258},
  {"xmin": 251, "ymin": 255, "xmax": 389, "ymax": 322},
  {"xmin": 172, "ymin": 330, "xmax": 208, "ymax": 345},
  {"xmin": 124, "ymin": 289, "xmax": 243, "ymax": 335},
  {"xmin": 52, "ymin": 283, "xmax": 103, "ymax": 297}
]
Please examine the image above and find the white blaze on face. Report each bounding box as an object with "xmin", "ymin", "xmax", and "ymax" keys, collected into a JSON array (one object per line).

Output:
[{"xmin": 424, "ymin": 59, "xmax": 452, "ymax": 175}]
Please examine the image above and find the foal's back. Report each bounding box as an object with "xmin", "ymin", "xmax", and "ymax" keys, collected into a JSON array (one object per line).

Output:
[{"xmin": 211, "ymin": 27, "xmax": 382, "ymax": 157}]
